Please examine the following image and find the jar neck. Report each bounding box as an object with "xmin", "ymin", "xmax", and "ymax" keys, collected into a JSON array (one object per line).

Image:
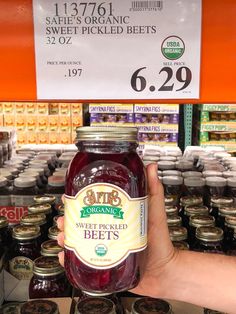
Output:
[{"xmin": 76, "ymin": 140, "xmax": 137, "ymax": 153}]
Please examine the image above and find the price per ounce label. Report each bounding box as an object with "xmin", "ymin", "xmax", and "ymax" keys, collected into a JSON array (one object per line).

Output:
[{"xmin": 33, "ymin": 0, "xmax": 202, "ymax": 100}]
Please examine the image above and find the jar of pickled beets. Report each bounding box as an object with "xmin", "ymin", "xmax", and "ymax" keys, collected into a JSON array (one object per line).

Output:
[{"xmin": 64, "ymin": 127, "xmax": 148, "ymax": 296}]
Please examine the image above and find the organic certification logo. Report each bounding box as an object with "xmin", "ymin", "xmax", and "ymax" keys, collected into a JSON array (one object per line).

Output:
[
  {"xmin": 161, "ymin": 36, "xmax": 185, "ymax": 60},
  {"xmin": 95, "ymin": 244, "xmax": 108, "ymax": 257}
]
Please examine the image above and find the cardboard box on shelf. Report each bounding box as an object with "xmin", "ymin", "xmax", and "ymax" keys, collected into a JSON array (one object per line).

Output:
[
  {"xmin": 0, "ymin": 103, "xmax": 3, "ymax": 114},
  {"xmin": 136, "ymin": 124, "xmax": 179, "ymax": 133},
  {"xmin": 71, "ymin": 115, "xmax": 83, "ymax": 131},
  {"xmin": 26, "ymin": 115, "xmax": 37, "ymax": 131},
  {"xmin": 25, "ymin": 103, "xmax": 37, "ymax": 114},
  {"xmin": 59, "ymin": 132, "xmax": 71, "ymax": 144},
  {"xmin": 0, "ymin": 115, "xmax": 3, "ymax": 127},
  {"xmin": 135, "ymin": 113, "xmax": 179, "ymax": 124},
  {"xmin": 37, "ymin": 103, "xmax": 48, "ymax": 115},
  {"xmin": 15, "ymin": 102, "xmax": 25, "ymax": 114},
  {"xmin": 134, "ymin": 104, "xmax": 179, "ymax": 114},
  {"xmin": 26, "ymin": 132, "xmax": 37, "ymax": 144},
  {"xmin": 37, "ymin": 116, "xmax": 48, "ymax": 132},
  {"xmin": 59, "ymin": 103, "xmax": 71, "ymax": 115},
  {"xmin": 15, "ymin": 115, "xmax": 26, "ymax": 131},
  {"xmin": 38, "ymin": 133, "xmax": 49, "ymax": 144},
  {"xmin": 3, "ymin": 103, "xmax": 15, "ymax": 114},
  {"xmin": 17, "ymin": 132, "xmax": 27, "ymax": 145},
  {"xmin": 49, "ymin": 103, "xmax": 59, "ymax": 115},
  {"xmin": 90, "ymin": 113, "xmax": 134, "ymax": 126},
  {"xmin": 200, "ymin": 122, "xmax": 236, "ymax": 132},
  {"xmin": 49, "ymin": 132, "xmax": 59, "ymax": 144},
  {"xmin": 48, "ymin": 115, "xmax": 59, "ymax": 132},
  {"xmin": 4, "ymin": 114, "xmax": 15, "ymax": 128},
  {"xmin": 89, "ymin": 103, "xmax": 134, "ymax": 114},
  {"xmin": 59, "ymin": 116, "xmax": 71, "ymax": 132},
  {"xmin": 200, "ymin": 104, "xmax": 236, "ymax": 112},
  {"xmin": 71, "ymin": 103, "xmax": 83, "ymax": 115}
]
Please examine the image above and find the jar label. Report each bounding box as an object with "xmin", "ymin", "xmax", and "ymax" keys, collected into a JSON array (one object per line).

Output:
[
  {"xmin": 11, "ymin": 195, "xmax": 35, "ymax": 207},
  {"xmin": 64, "ymin": 183, "xmax": 148, "ymax": 269},
  {"xmin": 9, "ymin": 256, "xmax": 33, "ymax": 280}
]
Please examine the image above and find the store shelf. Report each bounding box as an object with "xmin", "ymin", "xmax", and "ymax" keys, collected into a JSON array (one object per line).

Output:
[{"xmin": 1, "ymin": 0, "xmax": 236, "ymax": 102}]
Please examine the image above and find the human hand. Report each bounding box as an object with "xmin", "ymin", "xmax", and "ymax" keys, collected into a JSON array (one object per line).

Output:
[{"xmin": 57, "ymin": 163, "xmax": 178, "ymax": 298}]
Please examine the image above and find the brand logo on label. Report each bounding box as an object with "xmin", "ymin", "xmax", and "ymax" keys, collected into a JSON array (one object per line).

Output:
[
  {"xmin": 81, "ymin": 189, "xmax": 124, "ymax": 219},
  {"xmin": 0, "ymin": 206, "xmax": 28, "ymax": 224}
]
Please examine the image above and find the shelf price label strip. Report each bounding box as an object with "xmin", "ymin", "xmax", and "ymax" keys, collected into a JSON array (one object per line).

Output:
[{"xmin": 33, "ymin": 0, "xmax": 202, "ymax": 100}]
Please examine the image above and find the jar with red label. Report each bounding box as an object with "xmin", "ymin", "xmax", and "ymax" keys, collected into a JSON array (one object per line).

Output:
[
  {"xmin": 64, "ymin": 127, "xmax": 147, "ymax": 295},
  {"xmin": 29, "ymin": 256, "xmax": 71, "ymax": 298},
  {"xmin": 8, "ymin": 225, "xmax": 41, "ymax": 280}
]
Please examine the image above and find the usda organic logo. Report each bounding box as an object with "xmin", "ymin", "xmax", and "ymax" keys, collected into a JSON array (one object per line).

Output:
[
  {"xmin": 95, "ymin": 244, "xmax": 107, "ymax": 257},
  {"xmin": 161, "ymin": 36, "xmax": 185, "ymax": 60}
]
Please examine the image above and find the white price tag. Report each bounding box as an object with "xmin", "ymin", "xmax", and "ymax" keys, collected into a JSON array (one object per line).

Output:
[{"xmin": 33, "ymin": 0, "xmax": 202, "ymax": 100}]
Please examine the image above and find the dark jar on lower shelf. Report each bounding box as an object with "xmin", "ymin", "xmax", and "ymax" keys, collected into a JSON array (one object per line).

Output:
[
  {"xmin": 20, "ymin": 300, "xmax": 59, "ymax": 314},
  {"xmin": 29, "ymin": 255, "xmax": 72, "ymax": 299},
  {"xmin": 224, "ymin": 216, "xmax": 236, "ymax": 251},
  {"xmin": 76, "ymin": 297, "xmax": 116, "ymax": 314},
  {"xmin": 131, "ymin": 297, "xmax": 172, "ymax": 314},
  {"xmin": 193, "ymin": 226, "xmax": 224, "ymax": 254}
]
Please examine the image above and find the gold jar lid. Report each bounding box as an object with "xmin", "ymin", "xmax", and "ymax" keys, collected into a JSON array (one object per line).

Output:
[
  {"xmin": 1, "ymin": 302, "xmax": 22, "ymax": 314},
  {"xmin": 184, "ymin": 205, "xmax": 209, "ymax": 217},
  {"xmin": 34, "ymin": 194, "xmax": 56, "ymax": 205},
  {"xmin": 76, "ymin": 126, "xmax": 138, "ymax": 142},
  {"xmin": 167, "ymin": 215, "xmax": 182, "ymax": 227},
  {"xmin": 225, "ymin": 215, "xmax": 236, "ymax": 228},
  {"xmin": 33, "ymin": 256, "xmax": 64, "ymax": 276},
  {"xmin": 48, "ymin": 225, "xmax": 60, "ymax": 240},
  {"xmin": 76, "ymin": 297, "xmax": 116, "ymax": 314},
  {"xmin": 180, "ymin": 196, "xmax": 203, "ymax": 207},
  {"xmin": 190, "ymin": 214, "xmax": 215, "ymax": 228},
  {"xmin": 0, "ymin": 215, "xmax": 8, "ymax": 229},
  {"xmin": 169, "ymin": 226, "xmax": 188, "ymax": 242},
  {"xmin": 28, "ymin": 203, "xmax": 52, "ymax": 215},
  {"xmin": 20, "ymin": 213, "xmax": 46, "ymax": 226},
  {"xmin": 218, "ymin": 206, "xmax": 236, "ymax": 217},
  {"xmin": 12, "ymin": 225, "xmax": 40, "ymax": 240},
  {"xmin": 196, "ymin": 226, "xmax": 223, "ymax": 242},
  {"xmin": 53, "ymin": 214, "xmax": 64, "ymax": 226},
  {"xmin": 131, "ymin": 297, "xmax": 172, "ymax": 314},
  {"xmin": 164, "ymin": 196, "xmax": 176, "ymax": 206},
  {"xmin": 20, "ymin": 299, "xmax": 59, "ymax": 314},
  {"xmin": 165, "ymin": 206, "xmax": 178, "ymax": 216},
  {"xmin": 173, "ymin": 241, "xmax": 189, "ymax": 251},
  {"xmin": 41, "ymin": 240, "xmax": 63, "ymax": 257},
  {"xmin": 210, "ymin": 196, "xmax": 234, "ymax": 207},
  {"xmin": 57, "ymin": 204, "xmax": 64, "ymax": 214}
]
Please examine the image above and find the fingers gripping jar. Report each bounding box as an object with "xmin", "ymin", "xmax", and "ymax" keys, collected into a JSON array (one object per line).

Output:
[{"xmin": 64, "ymin": 127, "xmax": 148, "ymax": 296}]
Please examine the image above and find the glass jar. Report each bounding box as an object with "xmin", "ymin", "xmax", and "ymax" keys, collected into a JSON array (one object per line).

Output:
[
  {"xmin": 0, "ymin": 215, "xmax": 11, "ymax": 248},
  {"xmin": 179, "ymin": 196, "xmax": 203, "ymax": 217},
  {"xmin": 182, "ymin": 171, "xmax": 202, "ymax": 178},
  {"xmin": 159, "ymin": 156, "xmax": 176, "ymax": 162},
  {"xmin": 131, "ymin": 297, "xmax": 172, "ymax": 314},
  {"xmin": 224, "ymin": 216, "xmax": 236, "ymax": 251},
  {"xmin": 169, "ymin": 226, "xmax": 188, "ymax": 248},
  {"xmin": 29, "ymin": 255, "xmax": 71, "ymax": 299},
  {"xmin": 28, "ymin": 203, "xmax": 53, "ymax": 229},
  {"xmin": 21, "ymin": 170, "xmax": 45, "ymax": 193},
  {"xmin": 20, "ymin": 300, "xmax": 59, "ymax": 314},
  {"xmin": 164, "ymin": 196, "xmax": 176, "ymax": 207},
  {"xmin": 0, "ymin": 302, "xmax": 22, "ymax": 313},
  {"xmin": 217, "ymin": 206, "xmax": 236, "ymax": 230},
  {"xmin": 20, "ymin": 213, "xmax": 48, "ymax": 243},
  {"xmin": 34, "ymin": 194, "xmax": 57, "ymax": 217},
  {"xmin": 193, "ymin": 226, "xmax": 224, "ymax": 254},
  {"xmin": 8, "ymin": 225, "xmax": 41, "ymax": 280},
  {"xmin": 223, "ymin": 171, "xmax": 236, "ymax": 179},
  {"xmin": 157, "ymin": 161, "xmax": 176, "ymax": 171},
  {"xmin": 202, "ymin": 171, "xmax": 223, "ymax": 178},
  {"xmin": 142, "ymin": 155, "xmax": 159, "ymax": 166},
  {"xmin": 41, "ymin": 239, "xmax": 63, "ymax": 257},
  {"xmin": 176, "ymin": 159, "xmax": 193, "ymax": 172},
  {"xmin": 162, "ymin": 176, "xmax": 183, "ymax": 206},
  {"xmin": 172, "ymin": 241, "xmax": 189, "ymax": 250},
  {"xmin": 189, "ymin": 214, "xmax": 215, "ymax": 249},
  {"xmin": 183, "ymin": 178, "xmax": 205, "ymax": 197},
  {"xmin": 48, "ymin": 225, "xmax": 60, "ymax": 240},
  {"xmin": 64, "ymin": 127, "xmax": 147, "ymax": 295},
  {"xmin": 47, "ymin": 176, "xmax": 65, "ymax": 206},
  {"xmin": 0, "ymin": 176, "xmax": 11, "ymax": 206},
  {"xmin": 76, "ymin": 297, "xmax": 116, "ymax": 314},
  {"xmin": 183, "ymin": 205, "xmax": 209, "ymax": 229},
  {"xmin": 227, "ymin": 177, "xmax": 236, "ymax": 204},
  {"xmin": 167, "ymin": 215, "xmax": 182, "ymax": 227},
  {"xmin": 12, "ymin": 177, "xmax": 38, "ymax": 207},
  {"xmin": 28, "ymin": 167, "xmax": 48, "ymax": 185},
  {"xmin": 205, "ymin": 177, "xmax": 227, "ymax": 206},
  {"xmin": 165, "ymin": 205, "xmax": 179, "ymax": 217},
  {"xmin": 162, "ymin": 170, "xmax": 181, "ymax": 177},
  {"xmin": 210, "ymin": 196, "xmax": 234, "ymax": 219}
]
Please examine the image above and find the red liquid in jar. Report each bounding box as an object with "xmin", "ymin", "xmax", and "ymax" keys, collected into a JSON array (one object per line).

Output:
[{"xmin": 64, "ymin": 128, "xmax": 147, "ymax": 296}]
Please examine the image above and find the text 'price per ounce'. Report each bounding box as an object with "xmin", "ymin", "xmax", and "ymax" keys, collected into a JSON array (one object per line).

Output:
[{"xmin": 130, "ymin": 66, "xmax": 192, "ymax": 93}]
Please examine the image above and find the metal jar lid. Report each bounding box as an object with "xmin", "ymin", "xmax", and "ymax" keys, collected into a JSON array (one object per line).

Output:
[
  {"xmin": 76, "ymin": 126, "xmax": 138, "ymax": 142},
  {"xmin": 57, "ymin": 204, "xmax": 64, "ymax": 214},
  {"xmin": 202, "ymin": 171, "xmax": 223, "ymax": 178},
  {"xmin": 0, "ymin": 215, "xmax": 8, "ymax": 229},
  {"xmin": 14, "ymin": 177, "xmax": 36, "ymax": 188},
  {"xmin": 20, "ymin": 299, "xmax": 59, "ymax": 314},
  {"xmin": 184, "ymin": 177, "xmax": 205, "ymax": 187},
  {"xmin": 0, "ymin": 176, "xmax": 8, "ymax": 187},
  {"xmin": 158, "ymin": 161, "xmax": 176, "ymax": 170},
  {"xmin": 48, "ymin": 176, "xmax": 65, "ymax": 187},
  {"xmin": 34, "ymin": 194, "xmax": 56, "ymax": 205},
  {"xmin": 205, "ymin": 176, "xmax": 226, "ymax": 187},
  {"xmin": 223, "ymin": 171, "xmax": 236, "ymax": 178},
  {"xmin": 33, "ymin": 256, "xmax": 64, "ymax": 276},
  {"xmin": 41, "ymin": 240, "xmax": 63, "ymax": 257},
  {"xmin": 53, "ymin": 214, "xmax": 64, "ymax": 225},
  {"xmin": 131, "ymin": 297, "xmax": 172, "ymax": 314},
  {"xmin": 143, "ymin": 155, "xmax": 159, "ymax": 162},
  {"xmin": 184, "ymin": 205, "xmax": 209, "ymax": 217},
  {"xmin": 20, "ymin": 213, "xmax": 47, "ymax": 226},
  {"xmin": 162, "ymin": 170, "xmax": 182, "ymax": 177},
  {"xmin": 189, "ymin": 214, "xmax": 215, "ymax": 228},
  {"xmin": 227, "ymin": 177, "xmax": 236, "ymax": 187},
  {"xmin": 210, "ymin": 196, "xmax": 234, "ymax": 207},
  {"xmin": 225, "ymin": 215, "xmax": 236, "ymax": 228},
  {"xmin": 159, "ymin": 156, "xmax": 177, "ymax": 162},
  {"xmin": 167, "ymin": 215, "xmax": 182, "ymax": 227},
  {"xmin": 48, "ymin": 225, "xmax": 60, "ymax": 240},
  {"xmin": 12, "ymin": 225, "xmax": 40, "ymax": 240},
  {"xmin": 219, "ymin": 206, "xmax": 236, "ymax": 217},
  {"xmin": 196, "ymin": 226, "xmax": 224, "ymax": 242},
  {"xmin": 1, "ymin": 302, "xmax": 22, "ymax": 314},
  {"xmin": 162, "ymin": 176, "xmax": 183, "ymax": 186},
  {"xmin": 182, "ymin": 171, "xmax": 202, "ymax": 178},
  {"xmin": 28, "ymin": 203, "xmax": 52, "ymax": 215},
  {"xmin": 164, "ymin": 196, "xmax": 176, "ymax": 206},
  {"xmin": 169, "ymin": 226, "xmax": 188, "ymax": 241},
  {"xmin": 172, "ymin": 241, "xmax": 189, "ymax": 251},
  {"xmin": 165, "ymin": 206, "xmax": 178, "ymax": 216},
  {"xmin": 180, "ymin": 196, "xmax": 203, "ymax": 207},
  {"xmin": 76, "ymin": 297, "xmax": 116, "ymax": 314}
]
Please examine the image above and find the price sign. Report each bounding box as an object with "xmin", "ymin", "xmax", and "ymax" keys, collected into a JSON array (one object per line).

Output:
[{"xmin": 33, "ymin": 0, "xmax": 202, "ymax": 100}]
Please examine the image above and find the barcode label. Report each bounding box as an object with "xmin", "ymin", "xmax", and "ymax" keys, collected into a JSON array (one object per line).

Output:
[{"xmin": 131, "ymin": 1, "xmax": 163, "ymax": 11}]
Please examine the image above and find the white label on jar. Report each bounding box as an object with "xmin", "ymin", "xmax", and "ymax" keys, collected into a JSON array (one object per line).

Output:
[
  {"xmin": 64, "ymin": 183, "xmax": 148, "ymax": 269},
  {"xmin": 0, "ymin": 195, "xmax": 11, "ymax": 206},
  {"xmin": 9, "ymin": 256, "xmax": 33, "ymax": 280},
  {"xmin": 11, "ymin": 195, "xmax": 36, "ymax": 207}
]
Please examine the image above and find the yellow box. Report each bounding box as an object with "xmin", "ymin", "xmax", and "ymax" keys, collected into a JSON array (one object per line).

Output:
[
  {"xmin": 26, "ymin": 115, "xmax": 37, "ymax": 131},
  {"xmin": 15, "ymin": 115, "xmax": 26, "ymax": 131},
  {"xmin": 71, "ymin": 114, "xmax": 83, "ymax": 131},
  {"xmin": 27, "ymin": 132, "xmax": 37, "ymax": 144},
  {"xmin": 26, "ymin": 103, "xmax": 37, "ymax": 114},
  {"xmin": 60, "ymin": 103, "xmax": 70, "ymax": 115},
  {"xmin": 48, "ymin": 115, "xmax": 59, "ymax": 131},
  {"xmin": 59, "ymin": 132, "xmax": 71, "ymax": 144},
  {"xmin": 17, "ymin": 132, "xmax": 27, "ymax": 146},
  {"xmin": 49, "ymin": 132, "xmax": 59, "ymax": 144},
  {"xmin": 71, "ymin": 103, "xmax": 83, "ymax": 115},
  {"xmin": 59, "ymin": 116, "xmax": 71, "ymax": 132},
  {"xmin": 3, "ymin": 103, "xmax": 15, "ymax": 114},
  {"xmin": 37, "ymin": 116, "xmax": 48, "ymax": 131},
  {"xmin": 37, "ymin": 103, "xmax": 48, "ymax": 115},
  {"xmin": 0, "ymin": 103, "xmax": 3, "ymax": 114},
  {"xmin": 49, "ymin": 103, "xmax": 59, "ymax": 115},
  {"xmin": 38, "ymin": 132, "xmax": 49, "ymax": 144},
  {"xmin": 0, "ymin": 115, "xmax": 3, "ymax": 127},
  {"xmin": 15, "ymin": 102, "xmax": 25, "ymax": 114},
  {"xmin": 4, "ymin": 114, "xmax": 15, "ymax": 127}
]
